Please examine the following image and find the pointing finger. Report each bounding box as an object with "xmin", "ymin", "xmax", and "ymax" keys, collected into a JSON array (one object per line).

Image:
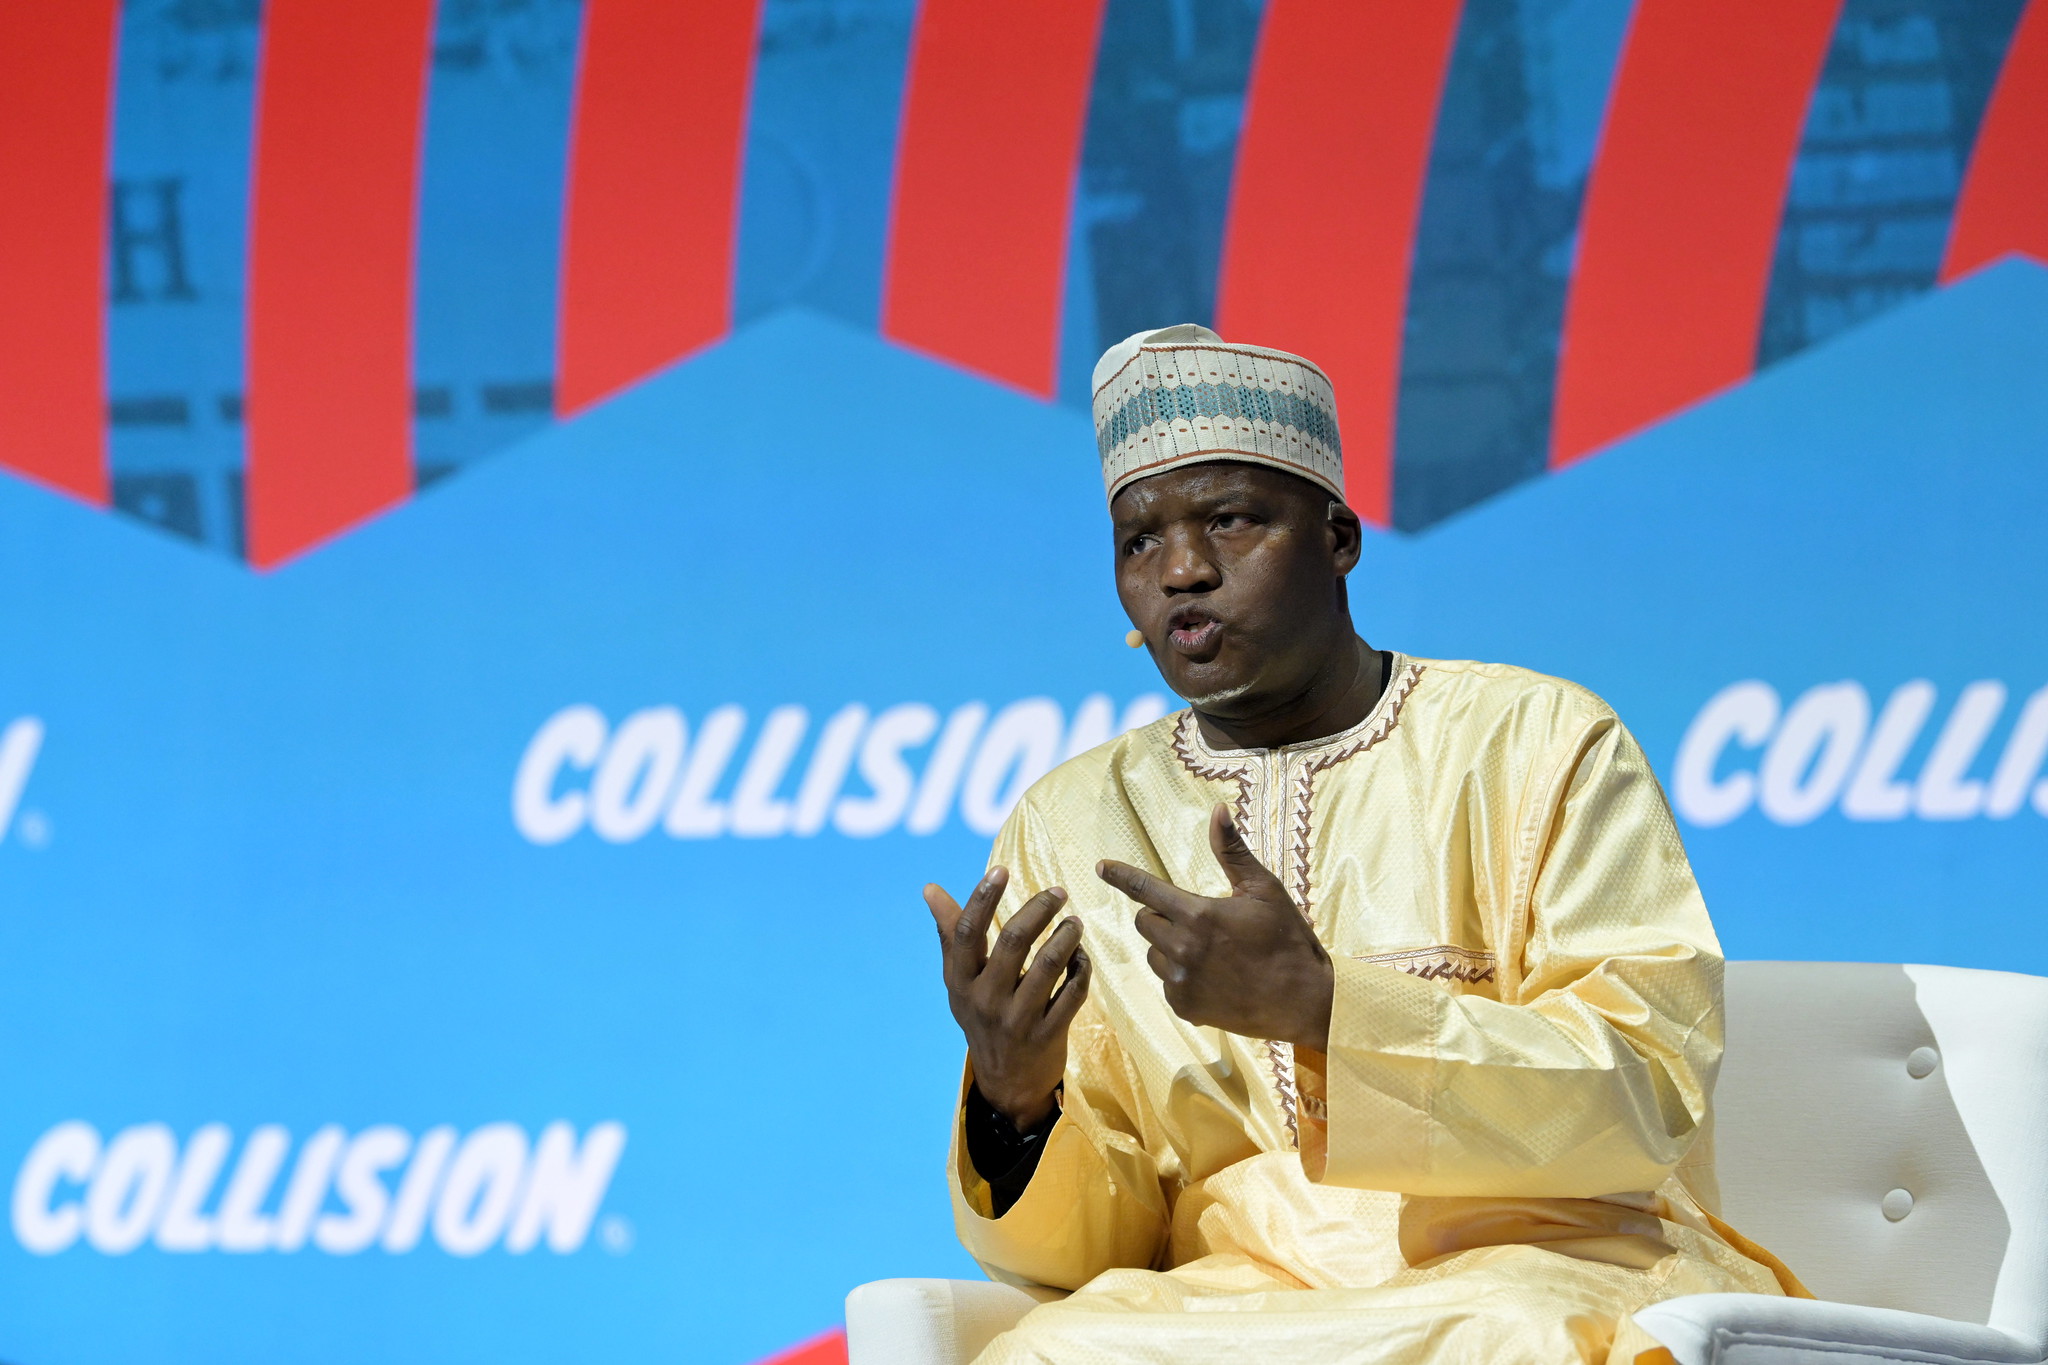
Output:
[{"xmin": 1096, "ymin": 859, "xmax": 1203, "ymax": 920}]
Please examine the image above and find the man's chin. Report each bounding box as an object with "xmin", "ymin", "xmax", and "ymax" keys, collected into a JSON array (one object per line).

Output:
[{"xmin": 1167, "ymin": 667, "xmax": 1261, "ymax": 712}]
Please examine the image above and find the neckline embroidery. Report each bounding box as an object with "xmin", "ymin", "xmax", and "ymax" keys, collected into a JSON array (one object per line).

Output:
[
  {"xmin": 1182, "ymin": 652, "xmax": 1420, "ymax": 765},
  {"xmin": 1166, "ymin": 656, "xmax": 1426, "ymax": 1149}
]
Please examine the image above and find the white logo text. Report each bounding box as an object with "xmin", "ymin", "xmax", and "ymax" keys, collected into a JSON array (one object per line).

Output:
[
  {"xmin": 513, "ymin": 694, "xmax": 1170, "ymax": 845},
  {"xmin": 1674, "ymin": 679, "xmax": 2048, "ymax": 827},
  {"xmin": 0, "ymin": 716, "xmax": 42, "ymax": 844},
  {"xmin": 11, "ymin": 1120, "xmax": 624, "ymax": 1257}
]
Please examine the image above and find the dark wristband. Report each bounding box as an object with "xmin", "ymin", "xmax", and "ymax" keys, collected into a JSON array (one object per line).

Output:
[{"xmin": 964, "ymin": 1082, "xmax": 1060, "ymax": 1217}]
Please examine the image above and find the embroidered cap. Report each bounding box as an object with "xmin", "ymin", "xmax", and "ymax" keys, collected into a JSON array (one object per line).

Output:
[{"xmin": 1091, "ymin": 323, "xmax": 1343, "ymax": 504}]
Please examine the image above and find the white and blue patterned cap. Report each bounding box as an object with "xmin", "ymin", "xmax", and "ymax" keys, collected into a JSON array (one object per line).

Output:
[{"xmin": 1091, "ymin": 324, "xmax": 1343, "ymax": 504}]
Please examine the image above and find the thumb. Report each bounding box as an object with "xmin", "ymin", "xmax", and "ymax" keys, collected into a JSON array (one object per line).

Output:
[
  {"xmin": 923, "ymin": 882, "xmax": 962, "ymax": 935},
  {"xmin": 1208, "ymin": 804, "xmax": 1286, "ymax": 900}
]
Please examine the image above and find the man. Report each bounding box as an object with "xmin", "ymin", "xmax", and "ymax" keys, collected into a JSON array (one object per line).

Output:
[{"xmin": 923, "ymin": 325, "xmax": 1801, "ymax": 1364}]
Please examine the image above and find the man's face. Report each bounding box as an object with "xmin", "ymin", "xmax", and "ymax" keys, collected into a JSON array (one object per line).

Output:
[{"xmin": 1111, "ymin": 462, "xmax": 1361, "ymax": 712}]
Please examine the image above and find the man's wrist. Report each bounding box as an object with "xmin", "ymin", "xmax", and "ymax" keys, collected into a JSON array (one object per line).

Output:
[
  {"xmin": 986, "ymin": 1086, "xmax": 1059, "ymax": 1131},
  {"xmin": 1291, "ymin": 957, "xmax": 1334, "ymax": 1051},
  {"xmin": 964, "ymin": 1083, "xmax": 1061, "ymax": 1216}
]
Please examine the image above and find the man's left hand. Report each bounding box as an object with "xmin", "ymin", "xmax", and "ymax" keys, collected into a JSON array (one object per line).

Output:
[{"xmin": 1097, "ymin": 805, "xmax": 1333, "ymax": 1050}]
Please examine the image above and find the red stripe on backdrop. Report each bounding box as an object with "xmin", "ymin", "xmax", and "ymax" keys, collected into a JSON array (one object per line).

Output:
[
  {"xmin": 244, "ymin": 0, "xmax": 435, "ymax": 569},
  {"xmin": 555, "ymin": 0, "xmax": 763, "ymax": 416},
  {"xmin": 1549, "ymin": 0, "xmax": 1842, "ymax": 470},
  {"xmin": 1215, "ymin": 0, "xmax": 1466, "ymax": 529},
  {"xmin": 756, "ymin": 1329, "xmax": 847, "ymax": 1365},
  {"xmin": 0, "ymin": 2, "xmax": 118, "ymax": 505},
  {"xmin": 881, "ymin": 0, "xmax": 1108, "ymax": 398},
  {"xmin": 1941, "ymin": 0, "xmax": 2048, "ymax": 282}
]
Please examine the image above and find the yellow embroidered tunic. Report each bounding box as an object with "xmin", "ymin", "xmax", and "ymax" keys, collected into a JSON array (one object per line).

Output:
[{"xmin": 951, "ymin": 656, "xmax": 1802, "ymax": 1365}]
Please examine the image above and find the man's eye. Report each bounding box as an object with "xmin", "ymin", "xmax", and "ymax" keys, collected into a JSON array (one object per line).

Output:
[
  {"xmin": 1213, "ymin": 514, "xmax": 1253, "ymax": 531},
  {"xmin": 1123, "ymin": 536, "xmax": 1156, "ymax": 556}
]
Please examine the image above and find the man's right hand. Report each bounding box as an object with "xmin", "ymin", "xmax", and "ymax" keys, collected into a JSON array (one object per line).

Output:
[{"xmin": 926, "ymin": 868, "xmax": 1091, "ymax": 1131}]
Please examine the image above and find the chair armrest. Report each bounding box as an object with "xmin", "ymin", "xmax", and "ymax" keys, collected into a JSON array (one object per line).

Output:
[
  {"xmin": 845, "ymin": 1278, "xmax": 1054, "ymax": 1365},
  {"xmin": 1634, "ymin": 1293, "xmax": 2045, "ymax": 1365}
]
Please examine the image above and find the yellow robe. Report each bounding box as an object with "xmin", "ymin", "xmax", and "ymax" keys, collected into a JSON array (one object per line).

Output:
[{"xmin": 951, "ymin": 655, "xmax": 1803, "ymax": 1365}]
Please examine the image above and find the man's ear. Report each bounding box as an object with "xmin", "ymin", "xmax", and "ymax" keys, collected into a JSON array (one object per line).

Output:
[{"xmin": 1326, "ymin": 499, "xmax": 1364, "ymax": 576}]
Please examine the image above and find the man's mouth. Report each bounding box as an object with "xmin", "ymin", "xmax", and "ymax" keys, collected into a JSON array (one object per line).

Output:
[{"xmin": 1165, "ymin": 608, "xmax": 1223, "ymax": 652}]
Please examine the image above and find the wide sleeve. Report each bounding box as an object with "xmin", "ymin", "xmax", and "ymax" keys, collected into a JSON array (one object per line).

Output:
[
  {"xmin": 949, "ymin": 800, "xmax": 1170, "ymax": 1290},
  {"xmin": 1311, "ymin": 714, "xmax": 1724, "ymax": 1199}
]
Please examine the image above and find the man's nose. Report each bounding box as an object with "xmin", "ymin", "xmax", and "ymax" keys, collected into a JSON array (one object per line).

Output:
[{"xmin": 1159, "ymin": 529, "xmax": 1220, "ymax": 594}]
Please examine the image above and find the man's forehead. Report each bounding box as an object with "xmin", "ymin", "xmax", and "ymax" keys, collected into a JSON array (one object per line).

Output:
[{"xmin": 1111, "ymin": 463, "xmax": 1309, "ymax": 523}]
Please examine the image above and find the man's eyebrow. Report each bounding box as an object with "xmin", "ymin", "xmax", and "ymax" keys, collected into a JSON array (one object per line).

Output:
[
  {"xmin": 1187, "ymin": 492, "xmax": 1261, "ymax": 515},
  {"xmin": 1114, "ymin": 493, "xmax": 1259, "ymax": 532}
]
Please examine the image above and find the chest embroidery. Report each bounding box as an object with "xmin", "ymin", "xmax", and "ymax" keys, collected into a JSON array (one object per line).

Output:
[
  {"xmin": 1356, "ymin": 943, "xmax": 1498, "ymax": 985},
  {"xmin": 1168, "ymin": 659, "xmax": 1425, "ymax": 1149}
]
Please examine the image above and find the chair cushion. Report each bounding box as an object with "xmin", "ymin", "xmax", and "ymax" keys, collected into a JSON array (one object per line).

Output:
[
  {"xmin": 1716, "ymin": 963, "xmax": 2010, "ymax": 1322},
  {"xmin": 1632, "ymin": 1291, "xmax": 2043, "ymax": 1365},
  {"xmin": 845, "ymin": 1277, "xmax": 1048, "ymax": 1365}
]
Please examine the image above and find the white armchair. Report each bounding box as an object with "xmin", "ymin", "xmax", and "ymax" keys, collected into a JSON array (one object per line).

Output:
[{"xmin": 848, "ymin": 962, "xmax": 2048, "ymax": 1365}]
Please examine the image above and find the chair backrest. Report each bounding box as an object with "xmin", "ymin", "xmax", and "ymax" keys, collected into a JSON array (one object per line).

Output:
[{"xmin": 1715, "ymin": 962, "xmax": 2048, "ymax": 1343}]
